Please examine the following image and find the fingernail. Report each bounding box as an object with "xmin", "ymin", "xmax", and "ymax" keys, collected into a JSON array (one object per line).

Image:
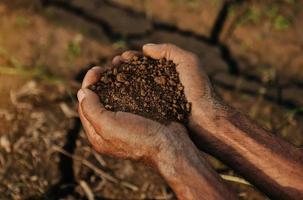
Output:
[
  {"xmin": 91, "ymin": 66, "xmax": 100, "ymax": 70},
  {"xmin": 145, "ymin": 43, "xmax": 156, "ymax": 47},
  {"xmin": 77, "ymin": 89, "xmax": 86, "ymax": 102}
]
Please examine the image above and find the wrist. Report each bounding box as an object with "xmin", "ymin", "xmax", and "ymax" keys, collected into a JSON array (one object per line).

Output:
[
  {"xmin": 154, "ymin": 131, "xmax": 237, "ymax": 200},
  {"xmin": 155, "ymin": 142, "xmax": 197, "ymax": 186},
  {"xmin": 153, "ymin": 126, "xmax": 195, "ymax": 177},
  {"xmin": 190, "ymin": 93, "xmax": 234, "ymax": 131}
]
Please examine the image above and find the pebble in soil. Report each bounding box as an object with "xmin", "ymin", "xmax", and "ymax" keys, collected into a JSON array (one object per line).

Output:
[{"xmin": 90, "ymin": 56, "xmax": 191, "ymax": 124}]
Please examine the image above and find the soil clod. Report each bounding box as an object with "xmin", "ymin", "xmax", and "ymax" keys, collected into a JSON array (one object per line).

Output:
[{"xmin": 90, "ymin": 56, "xmax": 191, "ymax": 124}]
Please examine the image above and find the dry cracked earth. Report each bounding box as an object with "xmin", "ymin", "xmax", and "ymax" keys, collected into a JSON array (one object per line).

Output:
[{"xmin": 0, "ymin": 0, "xmax": 303, "ymax": 199}]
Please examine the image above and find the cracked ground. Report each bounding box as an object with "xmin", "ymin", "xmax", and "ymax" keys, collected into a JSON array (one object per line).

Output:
[{"xmin": 0, "ymin": 0, "xmax": 303, "ymax": 199}]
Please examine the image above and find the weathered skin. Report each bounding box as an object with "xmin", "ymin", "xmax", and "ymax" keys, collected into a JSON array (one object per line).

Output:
[{"xmin": 78, "ymin": 43, "xmax": 303, "ymax": 200}]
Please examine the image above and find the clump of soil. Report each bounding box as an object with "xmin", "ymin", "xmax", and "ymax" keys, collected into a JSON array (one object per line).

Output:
[{"xmin": 90, "ymin": 56, "xmax": 191, "ymax": 124}]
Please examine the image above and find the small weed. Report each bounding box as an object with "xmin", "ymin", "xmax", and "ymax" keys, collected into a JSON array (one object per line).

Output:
[
  {"xmin": 228, "ymin": 4, "xmax": 240, "ymax": 17},
  {"xmin": 208, "ymin": 0, "xmax": 221, "ymax": 6},
  {"xmin": 67, "ymin": 34, "xmax": 83, "ymax": 57},
  {"xmin": 274, "ymin": 15, "xmax": 291, "ymax": 30},
  {"xmin": 113, "ymin": 39, "xmax": 126, "ymax": 49},
  {"xmin": 67, "ymin": 41, "xmax": 81, "ymax": 57},
  {"xmin": 236, "ymin": 4, "xmax": 292, "ymax": 31},
  {"xmin": 0, "ymin": 49, "xmax": 62, "ymax": 85},
  {"xmin": 247, "ymin": 7, "xmax": 262, "ymax": 24},
  {"xmin": 0, "ymin": 65, "xmax": 63, "ymax": 85},
  {"xmin": 283, "ymin": 0, "xmax": 296, "ymax": 5},
  {"xmin": 0, "ymin": 46, "xmax": 23, "ymax": 68},
  {"xmin": 237, "ymin": 7, "xmax": 262, "ymax": 26},
  {"xmin": 15, "ymin": 16, "xmax": 30, "ymax": 27},
  {"xmin": 266, "ymin": 5, "xmax": 279, "ymax": 19}
]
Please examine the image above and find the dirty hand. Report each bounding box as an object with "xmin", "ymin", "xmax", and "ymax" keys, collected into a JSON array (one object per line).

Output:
[
  {"xmin": 77, "ymin": 51, "xmax": 238, "ymax": 200},
  {"xmin": 77, "ymin": 66, "xmax": 189, "ymax": 166},
  {"xmin": 142, "ymin": 43, "xmax": 221, "ymax": 131}
]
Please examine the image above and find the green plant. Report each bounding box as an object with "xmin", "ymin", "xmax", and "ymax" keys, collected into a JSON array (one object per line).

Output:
[
  {"xmin": 208, "ymin": 0, "xmax": 221, "ymax": 6},
  {"xmin": 248, "ymin": 7, "xmax": 262, "ymax": 24},
  {"xmin": 15, "ymin": 16, "xmax": 30, "ymax": 27},
  {"xmin": 113, "ymin": 39, "xmax": 126, "ymax": 49},
  {"xmin": 237, "ymin": 7, "xmax": 262, "ymax": 26},
  {"xmin": 67, "ymin": 41, "xmax": 81, "ymax": 57},
  {"xmin": 274, "ymin": 15, "xmax": 291, "ymax": 30},
  {"xmin": 284, "ymin": 0, "xmax": 296, "ymax": 5},
  {"xmin": 266, "ymin": 5, "xmax": 279, "ymax": 19},
  {"xmin": 0, "ymin": 46, "xmax": 22, "ymax": 68},
  {"xmin": 0, "ymin": 65, "xmax": 63, "ymax": 84},
  {"xmin": 67, "ymin": 34, "xmax": 83, "ymax": 58},
  {"xmin": 228, "ymin": 4, "xmax": 240, "ymax": 17},
  {"xmin": 0, "ymin": 46, "xmax": 64, "ymax": 85}
]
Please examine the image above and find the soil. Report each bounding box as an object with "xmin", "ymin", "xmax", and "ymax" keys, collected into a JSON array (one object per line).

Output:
[
  {"xmin": 90, "ymin": 56, "xmax": 191, "ymax": 124},
  {"xmin": 1, "ymin": 0, "xmax": 303, "ymax": 199}
]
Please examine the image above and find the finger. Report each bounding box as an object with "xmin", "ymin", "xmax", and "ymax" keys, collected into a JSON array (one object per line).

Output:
[
  {"xmin": 121, "ymin": 50, "xmax": 142, "ymax": 60},
  {"xmin": 144, "ymin": 43, "xmax": 205, "ymax": 104},
  {"xmin": 77, "ymin": 88, "xmax": 116, "ymax": 134},
  {"xmin": 86, "ymin": 128, "xmax": 106, "ymax": 153},
  {"xmin": 78, "ymin": 103, "xmax": 107, "ymax": 152},
  {"xmin": 112, "ymin": 55, "xmax": 123, "ymax": 67},
  {"xmin": 112, "ymin": 51, "xmax": 142, "ymax": 67},
  {"xmin": 78, "ymin": 102, "xmax": 104, "ymax": 140},
  {"xmin": 142, "ymin": 43, "xmax": 195, "ymax": 64},
  {"xmin": 82, "ymin": 66, "xmax": 107, "ymax": 88}
]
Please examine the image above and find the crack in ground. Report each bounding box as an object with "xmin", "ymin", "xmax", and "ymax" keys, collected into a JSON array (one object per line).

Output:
[
  {"xmin": 41, "ymin": 60, "xmax": 109, "ymax": 199},
  {"xmin": 210, "ymin": 0, "xmax": 243, "ymax": 44},
  {"xmin": 41, "ymin": 0, "xmax": 303, "ymax": 112},
  {"xmin": 213, "ymin": 79, "xmax": 298, "ymax": 110},
  {"xmin": 41, "ymin": 118, "xmax": 81, "ymax": 199}
]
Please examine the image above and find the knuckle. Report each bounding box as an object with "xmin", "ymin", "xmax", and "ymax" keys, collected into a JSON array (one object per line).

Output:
[
  {"xmin": 122, "ymin": 51, "xmax": 137, "ymax": 58},
  {"xmin": 122, "ymin": 51, "xmax": 131, "ymax": 56},
  {"xmin": 186, "ymin": 52, "xmax": 200, "ymax": 64},
  {"xmin": 163, "ymin": 43, "xmax": 174, "ymax": 52},
  {"xmin": 88, "ymin": 67, "xmax": 101, "ymax": 74},
  {"xmin": 112, "ymin": 55, "xmax": 120, "ymax": 61},
  {"xmin": 163, "ymin": 43, "xmax": 174, "ymax": 58}
]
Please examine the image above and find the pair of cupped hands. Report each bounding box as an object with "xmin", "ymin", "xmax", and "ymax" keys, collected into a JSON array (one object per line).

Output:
[{"xmin": 78, "ymin": 43, "xmax": 219, "ymax": 170}]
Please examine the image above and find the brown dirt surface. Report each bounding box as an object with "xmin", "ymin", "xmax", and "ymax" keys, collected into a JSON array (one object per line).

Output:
[
  {"xmin": 90, "ymin": 56, "xmax": 191, "ymax": 124},
  {"xmin": 2, "ymin": 0, "xmax": 303, "ymax": 199}
]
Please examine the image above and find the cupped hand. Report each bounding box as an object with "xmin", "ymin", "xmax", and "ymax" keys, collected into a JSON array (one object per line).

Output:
[
  {"xmin": 77, "ymin": 62, "xmax": 189, "ymax": 166},
  {"xmin": 142, "ymin": 43, "xmax": 222, "ymax": 129}
]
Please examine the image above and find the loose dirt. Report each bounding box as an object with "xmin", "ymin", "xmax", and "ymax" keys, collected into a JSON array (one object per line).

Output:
[{"xmin": 90, "ymin": 56, "xmax": 191, "ymax": 124}]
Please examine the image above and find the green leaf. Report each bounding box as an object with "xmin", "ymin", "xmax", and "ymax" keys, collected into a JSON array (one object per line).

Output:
[{"xmin": 274, "ymin": 15, "xmax": 291, "ymax": 30}]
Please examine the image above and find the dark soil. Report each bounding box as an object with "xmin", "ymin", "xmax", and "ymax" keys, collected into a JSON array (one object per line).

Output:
[{"xmin": 90, "ymin": 56, "xmax": 191, "ymax": 124}]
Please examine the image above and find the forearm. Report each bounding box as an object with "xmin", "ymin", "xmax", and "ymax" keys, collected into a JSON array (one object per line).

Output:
[
  {"xmin": 191, "ymin": 105, "xmax": 303, "ymax": 200},
  {"xmin": 156, "ymin": 135, "xmax": 238, "ymax": 200}
]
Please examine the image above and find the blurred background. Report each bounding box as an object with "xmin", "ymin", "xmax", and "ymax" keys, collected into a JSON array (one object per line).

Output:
[{"xmin": 0, "ymin": 0, "xmax": 302, "ymax": 199}]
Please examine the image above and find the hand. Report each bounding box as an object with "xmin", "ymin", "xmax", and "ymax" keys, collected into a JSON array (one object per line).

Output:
[
  {"xmin": 141, "ymin": 45, "xmax": 303, "ymax": 200},
  {"xmin": 77, "ymin": 64, "xmax": 189, "ymax": 166},
  {"xmin": 142, "ymin": 43, "xmax": 223, "ymax": 131},
  {"xmin": 77, "ymin": 50, "xmax": 239, "ymax": 200}
]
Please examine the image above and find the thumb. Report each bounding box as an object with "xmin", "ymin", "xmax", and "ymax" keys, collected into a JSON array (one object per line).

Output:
[
  {"xmin": 143, "ymin": 43, "xmax": 192, "ymax": 64},
  {"xmin": 77, "ymin": 88, "xmax": 115, "ymax": 133}
]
